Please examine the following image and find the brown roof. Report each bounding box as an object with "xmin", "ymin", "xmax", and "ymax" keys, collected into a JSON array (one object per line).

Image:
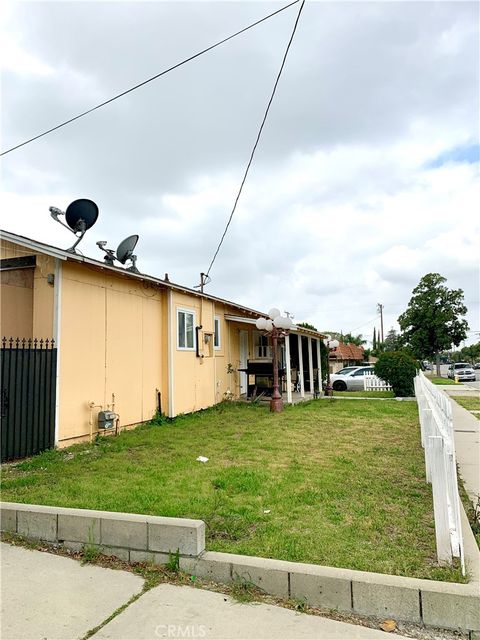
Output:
[{"xmin": 330, "ymin": 342, "xmax": 364, "ymax": 361}]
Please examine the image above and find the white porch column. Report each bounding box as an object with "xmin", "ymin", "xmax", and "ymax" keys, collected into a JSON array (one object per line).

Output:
[
  {"xmin": 297, "ymin": 334, "xmax": 305, "ymax": 398},
  {"xmin": 308, "ymin": 337, "xmax": 314, "ymax": 394},
  {"xmin": 285, "ymin": 334, "xmax": 292, "ymax": 404},
  {"xmin": 316, "ymin": 339, "xmax": 322, "ymax": 393}
]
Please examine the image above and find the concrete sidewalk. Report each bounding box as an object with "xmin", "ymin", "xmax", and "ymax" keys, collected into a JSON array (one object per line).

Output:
[
  {"xmin": 91, "ymin": 583, "xmax": 409, "ymax": 640},
  {"xmin": 1, "ymin": 542, "xmax": 413, "ymax": 640},
  {"xmin": 0, "ymin": 542, "xmax": 144, "ymax": 640},
  {"xmin": 442, "ymin": 388, "xmax": 480, "ymax": 503}
]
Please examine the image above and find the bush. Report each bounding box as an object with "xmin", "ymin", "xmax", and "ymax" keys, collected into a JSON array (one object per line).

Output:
[{"xmin": 374, "ymin": 351, "xmax": 417, "ymax": 397}]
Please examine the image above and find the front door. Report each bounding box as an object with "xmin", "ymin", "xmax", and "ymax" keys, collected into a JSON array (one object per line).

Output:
[{"xmin": 239, "ymin": 331, "xmax": 248, "ymax": 395}]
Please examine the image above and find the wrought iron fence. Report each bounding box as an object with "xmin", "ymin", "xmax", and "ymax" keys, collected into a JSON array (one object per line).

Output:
[{"xmin": 1, "ymin": 337, "xmax": 57, "ymax": 462}]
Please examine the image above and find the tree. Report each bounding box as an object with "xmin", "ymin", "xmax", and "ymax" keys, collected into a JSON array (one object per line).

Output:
[
  {"xmin": 297, "ymin": 322, "xmax": 318, "ymax": 332},
  {"xmin": 341, "ymin": 333, "xmax": 366, "ymax": 347},
  {"xmin": 374, "ymin": 351, "xmax": 417, "ymax": 397},
  {"xmin": 373, "ymin": 327, "xmax": 377, "ymax": 351},
  {"xmin": 384, "ymin": 328, "xmax": 402, "ymax": 352},
  {"xmin": 398, "ymin": 273, "xmax": 469, "ymax": 376}
]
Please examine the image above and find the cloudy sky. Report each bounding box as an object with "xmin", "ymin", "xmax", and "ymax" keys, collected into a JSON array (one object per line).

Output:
[{"xmin": 1, "ymin": 0, "xmax": 479, "ymax": 345}]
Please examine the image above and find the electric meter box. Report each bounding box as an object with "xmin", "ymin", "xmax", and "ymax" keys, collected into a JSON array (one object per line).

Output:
[{"xmin": 98, "ymin": 411, "xmax": 118, "ymax": 430}]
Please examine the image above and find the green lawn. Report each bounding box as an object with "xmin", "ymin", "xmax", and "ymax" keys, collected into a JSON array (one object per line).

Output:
[
  {"xmin": 2, "ymin": 400, "xmax": 463, "ymax": 582},
  {"xmin": 452, "ymin": 395, "xmax": 480, "ymax": 419},
  {"xmin": 426, "ymin": 377, "xmax": 458, "ymax": 385}
]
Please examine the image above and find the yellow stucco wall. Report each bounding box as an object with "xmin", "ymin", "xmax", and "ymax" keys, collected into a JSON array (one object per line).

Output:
[
  {"xmin": 2, "ymin": 238, "xmax": 279, "ymax": 446},
  {"xmin": 58, "ymin": 262, "xmax": 165, "ymax": 443},
  {"xmin": 170, "ymin": 294, "xmax": 259, "ymax": 414},
  {"xmin": 1, "ymin": 240, "xmax": 54, "ymax": 339}
]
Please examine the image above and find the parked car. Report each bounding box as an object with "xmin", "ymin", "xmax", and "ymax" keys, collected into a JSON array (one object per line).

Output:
[
  {"xmin": 330, "ymin": 366, "xmax": 375, "ymax": 391},
  {"xmin": 474, "ymin": 363, "xmax": 480, "ymax": 370},
  {"xmin": 447, "ymin": 363, "xmax": 476, "ymax": 382},
  {"xmin": 334, "ymin": 366, "xmax": 361, "ymax": 376}
]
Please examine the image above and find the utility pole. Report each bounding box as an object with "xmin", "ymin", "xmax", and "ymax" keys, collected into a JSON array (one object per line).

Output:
[{"xmin": 377, "ymin": 303, "xmax": 384, "ymax": 343}]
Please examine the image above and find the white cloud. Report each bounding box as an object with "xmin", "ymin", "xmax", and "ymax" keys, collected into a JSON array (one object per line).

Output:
[{"xmin": 1, "ymin": 1, "xmax": 478, "ymax": 346}]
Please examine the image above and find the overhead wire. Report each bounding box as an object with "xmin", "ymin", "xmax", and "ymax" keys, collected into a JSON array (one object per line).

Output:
[
  {"xmin": 204, "ymin": 0, "xmax": 306, "ymax": 280},
  {"xmin": 0, "ymin": 0, "xmax": 300, "ymax": 157}
]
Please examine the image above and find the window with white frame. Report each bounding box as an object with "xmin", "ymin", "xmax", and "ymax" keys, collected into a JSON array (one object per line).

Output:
[
  {"xmin": 214, "ymin": 316, "xmax": 221, "ymax": 349},
  {"xmin": 254, "ymin": 331, "xmax": 272, "ymax": 359},
  {"xmin": 177, "ymin": 308, "xmax": 195, "ymax": 350}
]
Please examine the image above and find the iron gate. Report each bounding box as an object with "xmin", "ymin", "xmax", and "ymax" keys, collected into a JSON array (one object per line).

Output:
[{"xmin": 1, "ymin": 337, "xmax": 57, "ymax": 462}]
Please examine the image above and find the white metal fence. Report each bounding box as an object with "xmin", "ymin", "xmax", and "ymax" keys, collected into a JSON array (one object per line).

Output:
[
  {"xmin": 414, "ymin": 370, "xmax": 465, "ymax": 573},
  {"xmin": 364, "ymin": 374, "xmax": 392, "ymax": 392}
]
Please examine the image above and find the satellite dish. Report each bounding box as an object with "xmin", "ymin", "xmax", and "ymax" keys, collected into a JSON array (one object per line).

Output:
[
  {"xmin": 49, "ymin": 198, "xmax": 99, "ymax": 253},
  {"xmin": 65, "ymin": 199, "xmax": 98, "ymax": 232},
  {"xmin": 96, "ymin": 234, "xmax": 140, "ymax": 273},
  {"xmin": 116, "ymin": 235, "xmax": 138, "ymax": 264}
]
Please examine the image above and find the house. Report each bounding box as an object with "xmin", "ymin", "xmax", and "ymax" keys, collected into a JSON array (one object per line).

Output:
[
  {"xmin": 1, "ymin": 230, "xmax": 325, "ymax": 456},
  {"xmin": 329, "ymin": 342, "xmax": 365, "ymax": 373}
]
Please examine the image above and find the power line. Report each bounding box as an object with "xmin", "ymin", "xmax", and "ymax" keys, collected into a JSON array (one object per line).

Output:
[
  {"xmin": 204, "ymin": 0, "xmax": 306, "ymax": 279},
  {"xmin": 0, "ymin": 0, "xmax": 300, "ymax": 157},
  {"xmin": 348, "ymin": 314, "xmax": 380, "ymax": 334}
]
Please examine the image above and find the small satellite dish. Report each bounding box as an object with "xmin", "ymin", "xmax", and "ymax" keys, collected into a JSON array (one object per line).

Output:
[
  {"xmin": 49, "ymin": 198, "xmax": 99, "ymax": 252},
  {"xmin": 116, "ymin": 235, "xmax": 138, "ymax": 264},
  {"xmin": 97, "ymin": 235, "xmax": 140, "ymax": 273}
]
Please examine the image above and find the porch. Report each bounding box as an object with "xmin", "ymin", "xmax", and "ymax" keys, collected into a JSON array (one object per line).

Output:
[{"xmin": 225, "ymin": 315, "xmax": 325, "ymax": 404}]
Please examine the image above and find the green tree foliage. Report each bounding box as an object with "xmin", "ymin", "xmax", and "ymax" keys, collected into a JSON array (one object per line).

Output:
[
  {"xmin": 373, "ymin": 327, "xmax": 377, "ymax": 350},
  {"xmin": 398, "ymin": 273, "xmax": 469, "ymax": 364},
  {"xmin": 341, "ymin": 333, "xmax": 366, "ymax": 346},
  {"xmin": 374, "ymin": 351, "xmax": 418, "ymax": 397},
  {"xmin": 384, "ymin": 328, "xmax": 403, "ymax": 352},
  {"xmin": 297, "ymin": 322, "xmax": 318, "ymax": 332}
]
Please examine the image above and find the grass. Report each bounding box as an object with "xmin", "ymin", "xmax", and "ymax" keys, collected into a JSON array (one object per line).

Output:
[
  {"xmin": 332, "ymin": 390, "xmax": 395, "ymax": 398},
  {"xmin": 1, "ymin": 400, "xmax": 464, "ymax": 582},
  {"xmin": 426, "ymin": 377, "xmax": 458, "ymax": 385},
  {"xmin": 452, "ymin": 395, "xmax": 480, "ymax": 418}
]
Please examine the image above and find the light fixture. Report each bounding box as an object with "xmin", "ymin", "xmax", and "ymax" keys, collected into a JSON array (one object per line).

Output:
[
  {"xmin": 323, "ymin": 337, "xmax": 340, "ymax": 395},
  {"xmin": 255, "ymin": 309, "xmax": 293, "ymax": 413}
]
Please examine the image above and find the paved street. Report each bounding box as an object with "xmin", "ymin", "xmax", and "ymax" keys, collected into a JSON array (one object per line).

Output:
[{"xmin": 1, "ymin": 542, "xmax": 413, "ymax": 640}]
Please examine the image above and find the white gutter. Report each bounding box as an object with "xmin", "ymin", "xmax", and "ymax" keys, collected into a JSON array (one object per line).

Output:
[
  {"xmin": 53, "ymin": 259, "xmax": 62, "ymax": 445},
  {"xmin": 167, "ymin": 289, "xmax": 175, "ymax": 418}
]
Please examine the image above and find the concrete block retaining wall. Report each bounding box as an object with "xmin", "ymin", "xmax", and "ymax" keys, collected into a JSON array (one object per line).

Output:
[
  {"xmin": 2, "ymin": 502, "xmax": 479, "ymax": 633},
  {"xmin": 1, "ymin": 502, "xmax": 205, "ymax": 559}
]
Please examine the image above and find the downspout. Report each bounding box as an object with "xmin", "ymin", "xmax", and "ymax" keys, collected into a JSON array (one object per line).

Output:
[
  {"xmin": 53, "ymin": 259, "xmax": 62, "ymax": 445},
  {"xmin": 167, "ymin": 289, "xmax": 175, "ymax": 418}
]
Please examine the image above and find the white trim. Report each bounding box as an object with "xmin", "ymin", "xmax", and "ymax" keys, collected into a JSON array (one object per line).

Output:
[
  {"xmin": 316, "ymin": 339, "xmax": 322, "ymax": 392},
  {"xmin": 167, "ymin": 290, "xmax": 175, "ymax": 418},
  {"xmin": 308, "ymin": 337, "xmax": 314, "ymax": 394},
  {"xmin": 214, "ymin": 315, "xmax": 221, "ymax": 350},
  {"xmin": 53, "ymin": 259, "xmax": 62, "ymax": 445},
  {"xmin": 176, "ymin": 307, "xmax": 196, "ymax": 351},
  {"xmin": 285, "ymin": 334, "xmax": 292, "ymax": 405},
  {"xmin": 298, "ymin": 334, "xmax": 305, "ymax": 398}
]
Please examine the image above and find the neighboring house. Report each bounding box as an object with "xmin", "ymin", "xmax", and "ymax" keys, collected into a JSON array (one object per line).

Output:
[
  {"xmin": 329, "ymin": 342, "xmax": 365, "ymax": 373},
  {"xmin": 1, "ymin": 230, "xmax": 324, "ymax": 453}
]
